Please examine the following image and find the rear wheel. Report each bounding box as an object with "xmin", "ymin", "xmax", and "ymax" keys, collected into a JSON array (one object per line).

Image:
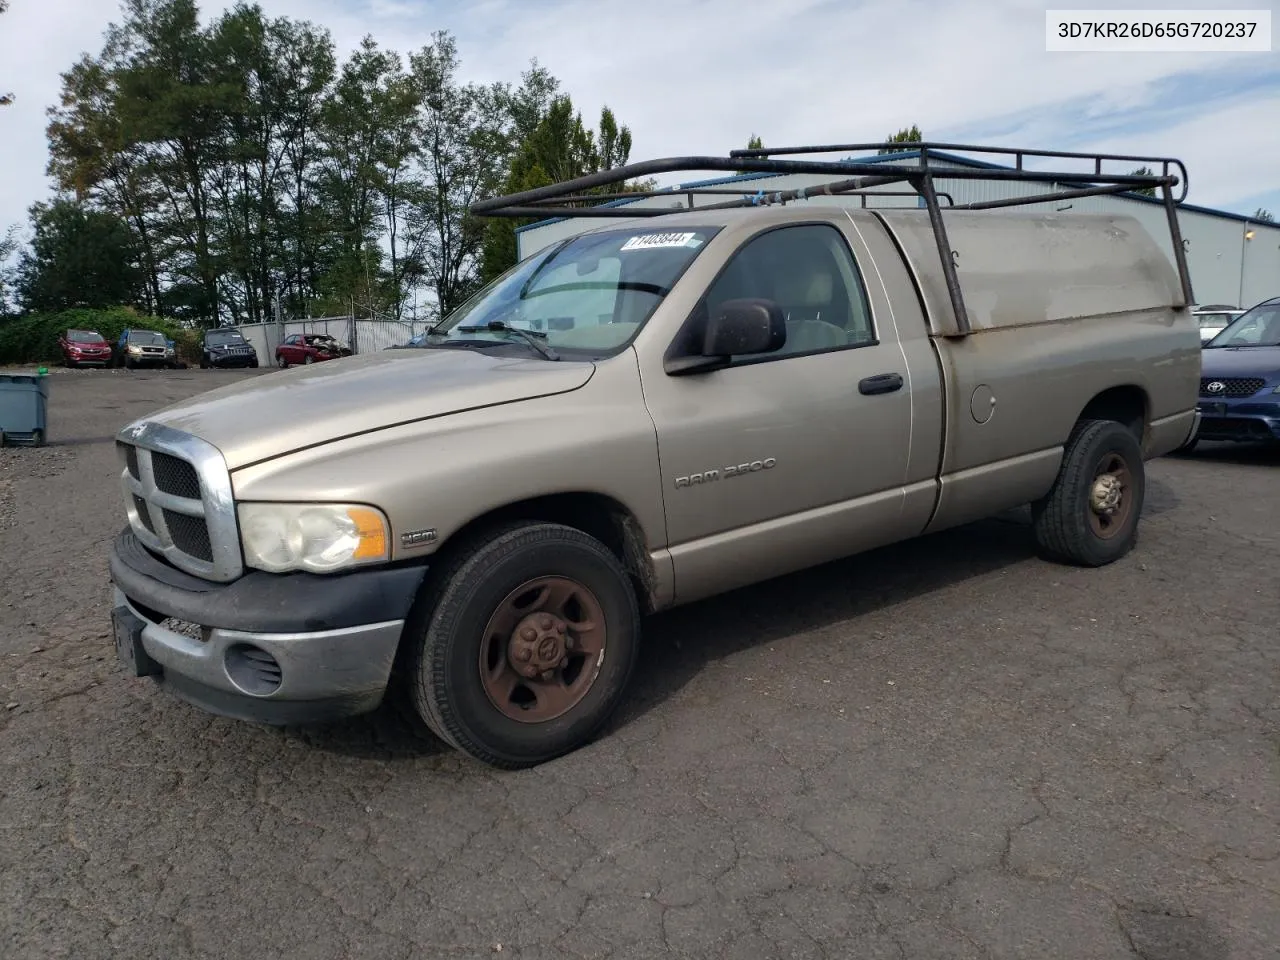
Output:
[
  {"xmin": 1032, "ymin": 419, "xmax": 1145, "ymax": 567},
  {"xmin": 276, "ymin": 354, "xmax": 287, "ymax": 368},
  {"xmin": 407, "ymin": 521, "xmax": 641, "ymax": 769}
]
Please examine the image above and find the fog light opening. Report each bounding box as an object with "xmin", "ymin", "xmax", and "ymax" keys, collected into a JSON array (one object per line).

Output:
[{"xmin": 224, "ymin": 643, "xmax": 283, "ymax": 696}]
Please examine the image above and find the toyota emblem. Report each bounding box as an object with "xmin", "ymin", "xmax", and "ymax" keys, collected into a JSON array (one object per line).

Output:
[{"xmin": 1206, "ymin": 381, "xmax": 1226, "ymax": 394}]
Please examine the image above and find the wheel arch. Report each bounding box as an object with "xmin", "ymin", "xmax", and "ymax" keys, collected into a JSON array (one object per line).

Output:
[
  {"xmin": 1075, "ymin": 384, "xmax": 1150, "ymax": 448},
  {"xmin": 426, "ymin": 491, "xmax": 662, "ymax": 616}
]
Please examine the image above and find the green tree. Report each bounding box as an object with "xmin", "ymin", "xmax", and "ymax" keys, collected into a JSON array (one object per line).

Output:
[
  {"xmin": 478, "ymin": 94, "xmax": 641, "ymax": 284},
  {"xmin": 736, "ymin": 133, "xmax": 764, "ymax": 175},
  {"xmin": 15, "ymin": 198, "xmax": 144, "ymax": 312},
  {"xmin": 37, "ymin": 0, "xmax": 616, "ymax": 329},
  {"xmin": 878, "ymin": 125, "xmax": 922, "ymax": 154},
  {"xmin": 406, "ymin": 33, "xmax": 514, "ymax": 318},
  {"xmin": 0, "ymin": 224, "xmax": 19, "ymax": 312},
  {"xmin": 1129, "ymin": 166, "xmax": 1157, "ymax": 197},
  {"xmin": 1255, "ymin": 208, "xmax": 1275, "ymax": 223}
]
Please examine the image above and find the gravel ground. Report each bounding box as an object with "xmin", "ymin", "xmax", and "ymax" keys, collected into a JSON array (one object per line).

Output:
[{"xmin": 1, "ymin": 368, "xmax": 1278, "ymax": 960}]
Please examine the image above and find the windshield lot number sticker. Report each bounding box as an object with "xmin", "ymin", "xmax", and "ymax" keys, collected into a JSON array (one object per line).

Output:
[{"xmin": 620, "ymin": 232, "xmax": 699, "ymax": 251}]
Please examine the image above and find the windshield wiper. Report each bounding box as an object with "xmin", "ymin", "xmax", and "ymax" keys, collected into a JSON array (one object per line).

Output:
[{"xmin": 456, "ymin": 320, "xmax": 560, "ymax": 360}]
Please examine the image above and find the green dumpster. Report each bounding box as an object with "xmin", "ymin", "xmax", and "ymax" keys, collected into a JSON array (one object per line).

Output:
[{"xmin": 0, "ymin": 369, "xmax": 50, "ymax": 446}]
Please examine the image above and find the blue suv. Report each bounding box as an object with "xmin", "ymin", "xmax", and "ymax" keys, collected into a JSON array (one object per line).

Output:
[{"xmin": 1191, "ymin": 296, "xmax": 1280, "ymax": 449}]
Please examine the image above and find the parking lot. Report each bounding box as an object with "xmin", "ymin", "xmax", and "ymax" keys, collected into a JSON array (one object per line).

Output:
[{"xmin": 1, "ymin": 368, "xmax": 1277, "ymax": 960}]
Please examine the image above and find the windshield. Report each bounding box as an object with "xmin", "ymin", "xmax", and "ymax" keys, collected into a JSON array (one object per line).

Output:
[
  {"xmin": 128, "ymin": 330, "xmax": 167, "ymax": 346},
  {"xmin": 67, "ymin": 329, "xmax": 104, "ymax": 343},
  {"xmin": 206, "ymin": 330, "xmax": 245, "ymax": 345},
  {"xmin": 429, "ymin": 226, "xmax": 720, "ymax": 356},
  {"xmin": 1206, "ymin": 302, "xmax": 1280, "ymax": 347}
]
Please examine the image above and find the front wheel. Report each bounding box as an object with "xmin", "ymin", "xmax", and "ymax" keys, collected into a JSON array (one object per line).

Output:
[
  {"xmin": 406, "ymin": 521, "xmax": 641, "ymax": 769},
  {"xmin": 1031, "ymin": 419, "xmax": 1145, "ymax": 567}
]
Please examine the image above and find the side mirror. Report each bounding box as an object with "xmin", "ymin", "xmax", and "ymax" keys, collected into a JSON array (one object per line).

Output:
[
  {"xmin": 664, "ymin": 297, "xmax": 788, "ymax": 376},
  {"xmin": 703, "ymin": 298, "xmax": 786, "ymax": 357}
]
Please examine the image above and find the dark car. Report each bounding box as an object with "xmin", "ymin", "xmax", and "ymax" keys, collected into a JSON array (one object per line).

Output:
[
  {"xmin": 57, "ymin": 328, "xmax": 114, "ymax": 367},
  {"xmin": 274, "ymin": 333, "xmax": 352, "ymax": 367},
  {"xmin": 1188, "ymin": 296, "xmax": 1280, "ymax": 449},
  {"xmin": 115, "ymin": 328, "xmax": 172, "ymax": 369},
  {"xmin": 200, "ymin": 328, "xmax": 259, "ymax": 368}
]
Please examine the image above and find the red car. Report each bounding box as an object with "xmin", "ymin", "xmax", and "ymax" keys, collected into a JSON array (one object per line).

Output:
[
  {"xmin": 57, "ymin": 328, "xmax": 114, "ymax": 367},
  {"xmin": 274, "ymin": 333, "xmax": 352, "ymax": 368}
]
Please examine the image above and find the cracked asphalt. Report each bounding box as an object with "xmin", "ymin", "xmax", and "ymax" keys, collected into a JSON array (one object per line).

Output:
[{"xmin": 1, "ymin": 368, "xmax": 1278, "ymax": 960}]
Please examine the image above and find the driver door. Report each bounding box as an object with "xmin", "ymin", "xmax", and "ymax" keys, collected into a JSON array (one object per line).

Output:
[{"xmin": 642, "ymin": 222, "xmax": 917, "ymax": 600}]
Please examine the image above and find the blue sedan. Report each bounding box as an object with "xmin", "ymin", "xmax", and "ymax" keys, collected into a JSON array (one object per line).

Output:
[{"xmin": 1190, "ymin": 296, "xmax": 1280, "ymax": 448}]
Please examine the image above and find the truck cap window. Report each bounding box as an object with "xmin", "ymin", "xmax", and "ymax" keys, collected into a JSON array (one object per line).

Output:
[{"xmin": 427, "ymin": 226, "xmax": 721, "ymax": 357}]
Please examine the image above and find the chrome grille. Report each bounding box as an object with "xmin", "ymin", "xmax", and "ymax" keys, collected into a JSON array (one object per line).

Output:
[{"xmin": 116, "ymin": 422, "xmax": 243, "ymax": 583}]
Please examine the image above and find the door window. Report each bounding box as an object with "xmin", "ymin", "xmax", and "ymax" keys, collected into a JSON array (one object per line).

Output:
[{"xmin": 694, "ymin": 224, "xmax": 876, "ymax": 362}]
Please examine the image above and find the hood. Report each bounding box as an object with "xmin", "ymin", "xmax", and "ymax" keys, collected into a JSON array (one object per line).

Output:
[
  {"xmin": 1200, "ymin": 345, "xmax": 1280, "ymax": 379},
  {"xmin": 134, "ymin": 347, "xmax": 596, "ymax": 469}
]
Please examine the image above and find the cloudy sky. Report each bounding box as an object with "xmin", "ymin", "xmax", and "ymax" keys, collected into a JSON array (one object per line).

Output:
[{"xmin": 0, "ymin": 0, "xmax": 1277, "ymax": 239}]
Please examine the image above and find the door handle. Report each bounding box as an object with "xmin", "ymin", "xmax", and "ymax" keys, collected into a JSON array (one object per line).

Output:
[{"xmin": 858, "ymin": 372, "xmax": 904, "ymax": 396}]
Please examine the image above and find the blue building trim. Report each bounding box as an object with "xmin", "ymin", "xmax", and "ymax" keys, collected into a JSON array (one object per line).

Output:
[{"xmin": 512, "ymin": 148, "xmax": 1273, "ymax": 235}]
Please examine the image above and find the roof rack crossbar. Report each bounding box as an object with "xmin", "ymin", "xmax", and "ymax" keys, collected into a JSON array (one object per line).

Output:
[
  {"xmin": 728, "ymin": 140, "xmax": 1189, "ymax": 204},
  {"xmin": 520, "ymin": 187, "xmax": 954, "ymax": 206},
  {"xmin": 485, "ymin": 188, "xmax": 953, "ymax": 221},
  {"xmin": 955, "ymin": 182, "xmax": 1140, "ymax": 210}
]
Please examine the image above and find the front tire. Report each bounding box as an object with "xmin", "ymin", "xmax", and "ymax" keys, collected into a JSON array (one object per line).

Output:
[
  {"xmin": 1031, "ymin": 419, "xmax": 1145, "ymax": 567},
  {"xmin": 407, "ymin": 521, "xmax": 641, "ymax": 769}
]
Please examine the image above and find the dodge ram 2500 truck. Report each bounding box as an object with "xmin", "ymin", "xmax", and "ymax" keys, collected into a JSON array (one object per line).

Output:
[{"xmin": 108, "ymin": 144, "xmax": 1202, "ymax": 769}]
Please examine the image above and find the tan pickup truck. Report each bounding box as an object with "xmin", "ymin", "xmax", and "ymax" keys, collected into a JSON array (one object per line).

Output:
[{"xmin": 108, "ymin": 144, "xmax": 1201, "ymax": 768}]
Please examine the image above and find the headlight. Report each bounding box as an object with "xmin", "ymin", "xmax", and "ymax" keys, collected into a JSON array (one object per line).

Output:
[
  {"xmin": 127, "ymin": 345, "xmax": 141, "ymax": 354},
  {"xmin": 238, "ymin": 502, "xmax": 390, "ymax": 573}
]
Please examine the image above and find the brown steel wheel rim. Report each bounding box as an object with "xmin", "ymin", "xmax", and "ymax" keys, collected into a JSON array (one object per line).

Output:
[
  {"xmin": 1088, "ymin": 451, "xmax": 1133, "ymax": 539},
  {"xmin": 478, "ymin": 575, "xmax": 606, "ymax": 723}
]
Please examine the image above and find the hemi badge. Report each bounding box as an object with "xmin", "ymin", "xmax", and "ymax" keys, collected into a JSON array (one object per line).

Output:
[{"xmin": 401, "ymin": 528, "xmax": 438, "ymax": 548}]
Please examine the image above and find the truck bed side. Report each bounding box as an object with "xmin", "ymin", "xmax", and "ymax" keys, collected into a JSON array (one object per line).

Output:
[{"xmin": 872, "ymin": 210, "xmax": 1201, "ymax": 533}]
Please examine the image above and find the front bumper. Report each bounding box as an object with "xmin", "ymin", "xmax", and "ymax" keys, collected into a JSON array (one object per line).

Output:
[
  {"xmin": 1195, "ymin": 399, "xmax": 1280, "ymax": 443},
  {"xmin": 68, "ymin": 351, "xmax": 112, "ymax": 365},
  {"xmin": 208, "ymin": 352, "xmax": 258, "ymax": 367},
  {"xmin": 108, "ymin": 530, "xmax": 428, "ymax": 724}
]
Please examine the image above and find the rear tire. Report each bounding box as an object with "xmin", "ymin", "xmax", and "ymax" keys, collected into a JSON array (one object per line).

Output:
[
  {"xmin": 1032, "ymin": 419, "xmax": 1145, "ymax": 567},
  {"xmin": 276, "ymin": 355, "xmax": 287, "ymax": 369},
  {"xmin": 406, "ymin": 521, "xmax": 641, "ymax": 769}
]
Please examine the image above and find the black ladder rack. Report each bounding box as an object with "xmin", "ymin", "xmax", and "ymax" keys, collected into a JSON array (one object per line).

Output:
[{"xmin": 468, "ymin": 141, "xmax": 1194, "ymax": 335}]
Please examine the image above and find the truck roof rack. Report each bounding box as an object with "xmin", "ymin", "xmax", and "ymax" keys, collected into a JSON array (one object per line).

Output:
[{"xmin": 469, "ymin": 142, "xmax": 1194, "ymax": 334}]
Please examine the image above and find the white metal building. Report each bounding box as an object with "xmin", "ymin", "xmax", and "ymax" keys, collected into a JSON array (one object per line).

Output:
[{"xmin": 515, "ymin": 149, "xmax": 1279, "ymax": 310}]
